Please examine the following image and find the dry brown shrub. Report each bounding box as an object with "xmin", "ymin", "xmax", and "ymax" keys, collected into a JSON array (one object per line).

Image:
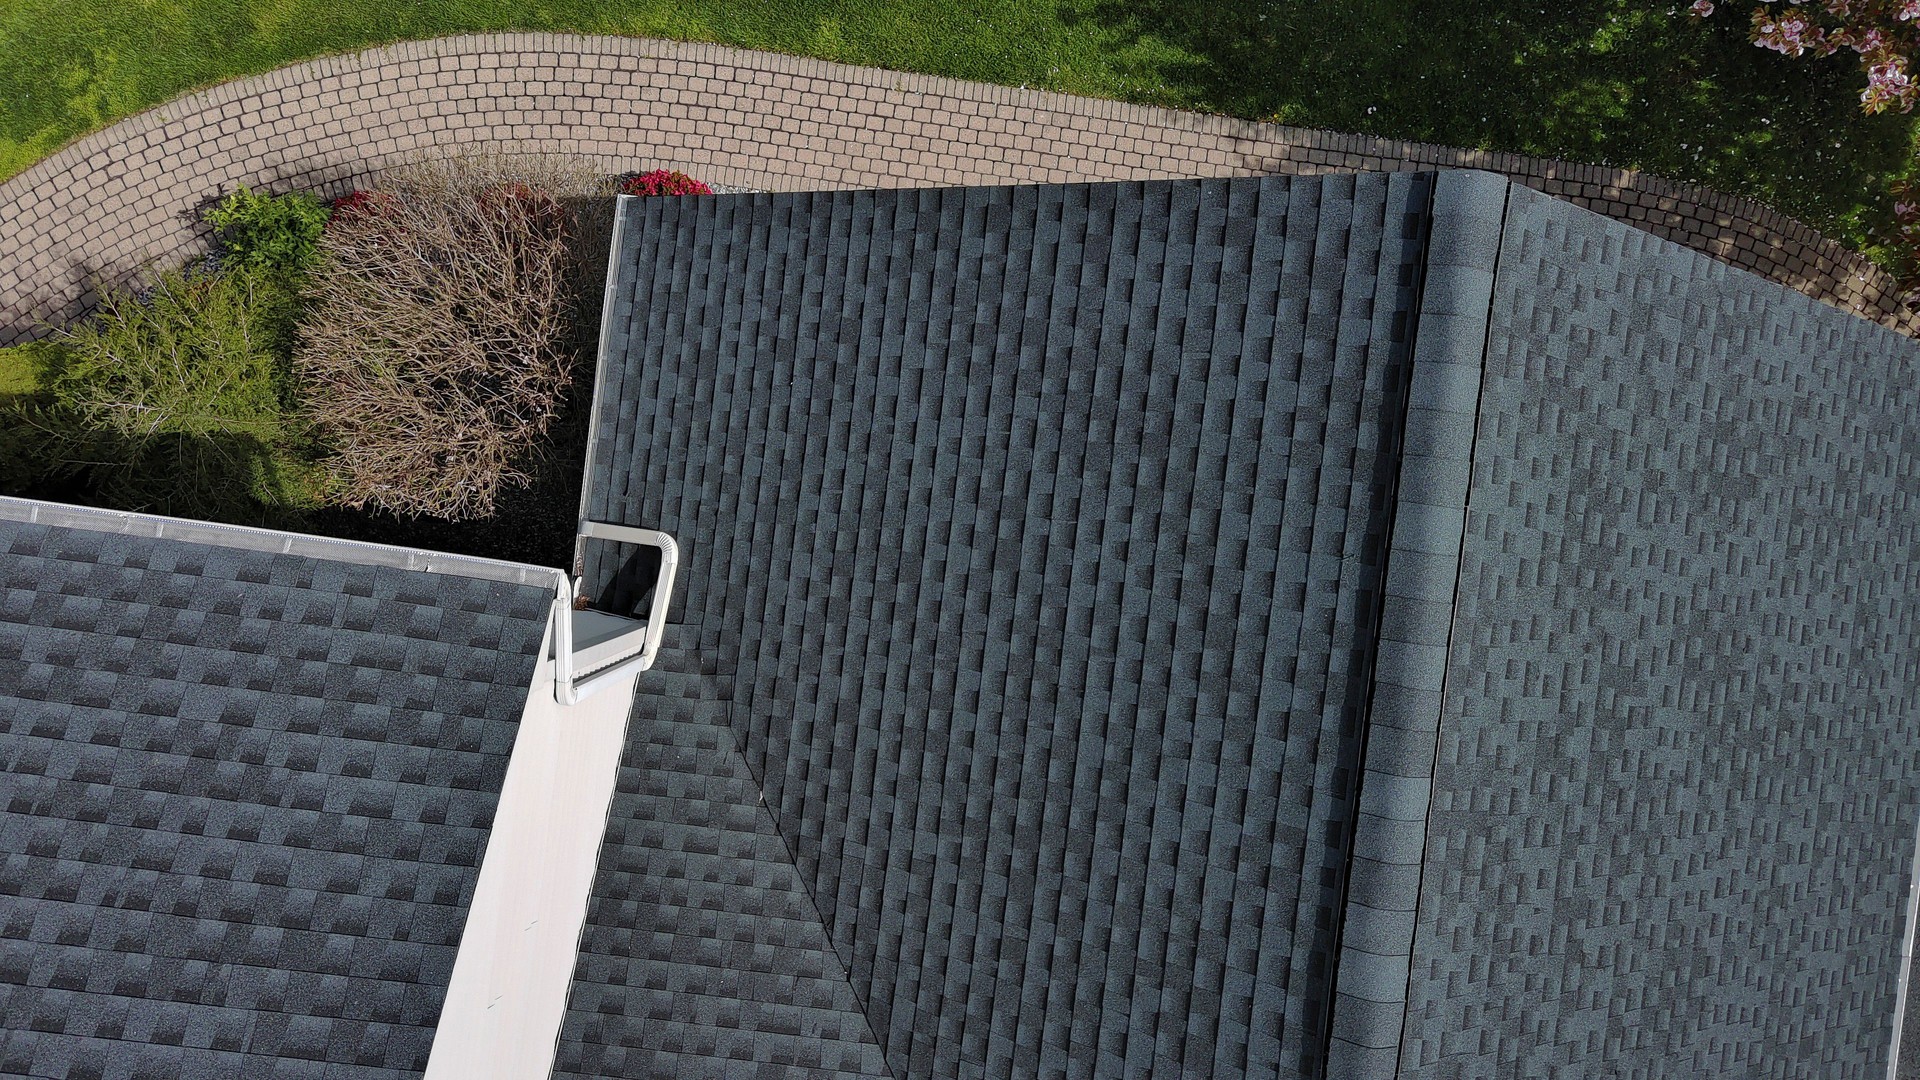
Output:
[{"xmin": 295, "ymin": 151, "xmax": 603, "ymax": 520}]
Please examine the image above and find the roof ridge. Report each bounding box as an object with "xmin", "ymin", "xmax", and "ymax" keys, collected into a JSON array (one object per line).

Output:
[{"xmin": 1324, "ymin": 168, "xmax": 1506, "ymax": 1076}]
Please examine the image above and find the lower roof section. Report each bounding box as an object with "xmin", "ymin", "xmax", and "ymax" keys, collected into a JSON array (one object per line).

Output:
[{"xmin": 0, "ymin": 504, "xmax": 554, "ymax": 1079}]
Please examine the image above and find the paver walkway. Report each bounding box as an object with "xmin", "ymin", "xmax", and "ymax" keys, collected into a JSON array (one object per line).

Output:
[{"xmin": 0, "ymin": 32, "xmax": 1911, "ymax": 343}]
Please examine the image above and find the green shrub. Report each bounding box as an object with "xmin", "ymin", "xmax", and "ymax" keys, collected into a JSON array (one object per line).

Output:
[
  {"xmin": 31, "ymin": 266, "xmax": 327, "ymax": 521},
  {"xmin": 0, "ymin": 340, "xmax": 63, "ymax": 399},
  {"xmin": 205, "ymin": 186, "xmax": 328, "ymax": 274}
]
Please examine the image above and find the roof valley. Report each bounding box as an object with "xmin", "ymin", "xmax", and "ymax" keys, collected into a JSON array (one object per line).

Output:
[{"xmin": 553, "ymin": 627, "xmax": 892, "ymax": 1078}]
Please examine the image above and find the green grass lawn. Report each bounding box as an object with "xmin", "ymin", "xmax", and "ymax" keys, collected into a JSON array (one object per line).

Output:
[{"xmin": 0, "ymin": 0, "xmax": 1913, "ymax": 257}]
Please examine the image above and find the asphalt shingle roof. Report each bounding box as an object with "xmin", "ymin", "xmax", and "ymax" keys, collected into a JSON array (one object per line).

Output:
[
  {"xmin": 0, "ymin": 519, "xmax": 550, "ymax": 1080},
  {"xmin": 570, "ymin": 174, "xmax": 1431, "ymax": 1078},
  {"xmin": 1384, "ymin": 181, "xmax": 1920, "ymax": 1080},
  {"xmin": 1324, "ymin": 168, "xmax": 1510, "ymax": 1077},
  {"xmin": 12, "ymin": 166, "xmax": 1907, "ymax": 1080},
  {"xmin": 553, "ymin": 628, "xmax": 891, "ymax": 1079},
  {"xmin": 571, "ymin": 170, "xmax": 1920, "ymax": 1080}
]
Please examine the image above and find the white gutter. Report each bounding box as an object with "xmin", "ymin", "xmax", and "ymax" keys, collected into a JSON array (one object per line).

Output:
[
  {"xmin": 571, "ymin": 192, "xmax": 632, "ymax": 564},
  {"xmin": 550, "ymin": 523, "xmax": 677, "ymax": 706},
  {"xmin": 425, "ymin": 529, "xmax": 679, "ymax": 1078},
  {"xmin": 0, "ymin": 495, "xmax": 561, "ymax": 590},
  {"xmin": 0, "ymin": 496, "xmax": 671, "ymax": 707},
  {"xmin": 1889, "ymin": 806, "xmax": 1920, "ymax": 1078}
]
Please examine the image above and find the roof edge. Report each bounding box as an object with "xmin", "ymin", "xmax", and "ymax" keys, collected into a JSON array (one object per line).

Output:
[
  {"xmin": 1889, "ymin": 790, "xmax": 1920, "ymax": 1076},
  {"xmin": 571, "ymin": 192, "xmax": 634, "ymax": 577},
  {"xmin": 0, "ymin": 495, "xmax": 566, "ymax": 592}
]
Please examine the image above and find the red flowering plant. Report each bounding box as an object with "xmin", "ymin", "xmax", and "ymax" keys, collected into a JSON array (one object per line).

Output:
[
  {"xmin": 614, "ymin": 169, "xmax": 713, "ymax": 196},
  {"xmin": 1692, "ymin": 0, "xmax": 1920, "ymax": 297},
  {"xmin": 326, "ymin": 189, "xmax": 397, "ymax": 228}
]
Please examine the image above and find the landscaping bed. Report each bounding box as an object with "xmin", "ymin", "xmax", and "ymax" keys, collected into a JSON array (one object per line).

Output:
[{"xmin": 0, "ymin": 162, "xmax": 714, "ymax": 569}]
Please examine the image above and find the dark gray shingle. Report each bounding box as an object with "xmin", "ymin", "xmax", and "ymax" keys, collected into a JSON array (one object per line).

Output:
[
  {"xmin": 570, "ymin": 174, "xmax": 1429, "ymax": 1079},
  {"xmin": 551, "ymin": 629, "xmax": 891, "ymax": 1080},
  {"xmin": 0, "ymin": 520, "xmax": 549, "ymax": 1080},
  {"xmin": 1393, "ymin": 182, "xmax": 1920, "ymax": 1080},
  {"xmin": 570, "ymin": 169, "xmax": 1920, "ymax": 1080}
]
